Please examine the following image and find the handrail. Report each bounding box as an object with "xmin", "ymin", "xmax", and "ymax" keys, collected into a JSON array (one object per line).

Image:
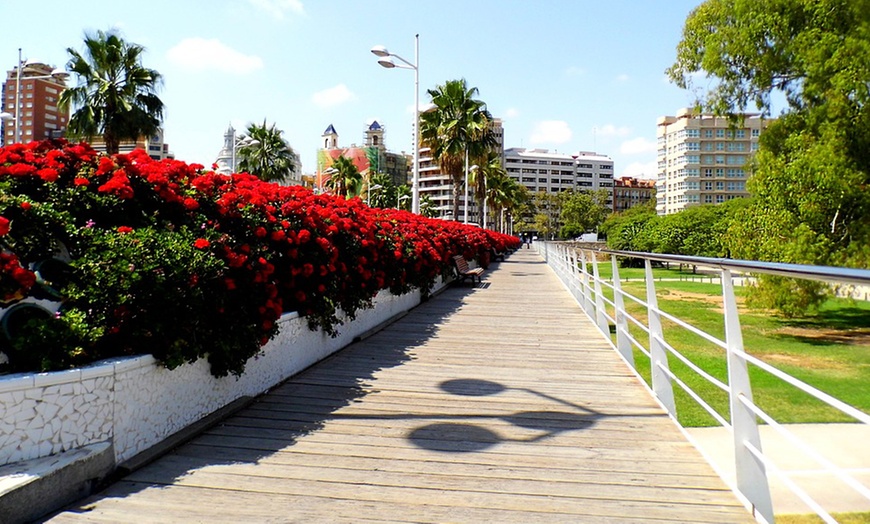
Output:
[
  {"xmin": 599, "ymin": 248, "xmax": 870, "ymax": 286},
  {"xmin": 536, "ymin": 241, "xmax": 870, "ymax": 524}
]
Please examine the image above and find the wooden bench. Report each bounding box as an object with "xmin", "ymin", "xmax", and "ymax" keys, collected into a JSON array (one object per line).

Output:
[
  {"xmin": 452, "ymin": 255, "xmax": 484, "ymax": 284},
  {"xmin": 491, "ymin": 247, "xmax": 505, "ymax": 262}
]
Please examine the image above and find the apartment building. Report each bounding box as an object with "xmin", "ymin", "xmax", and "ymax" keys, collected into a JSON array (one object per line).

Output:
[
  {"xmin": 504, "ymin": 148, "xmax": 614, "ymax": 206},
  {"xmin": 656, "ymin": 107, "xmax": 768, "ymax": 215},
  {"xmin": 88, "ymin": 128, "xmax": 174, "ymax": 160},
  {"xmin": 2, "ymin": 62, "xmax": 68, "ymax": 146},
  {"xmin": 613, "ymin": 176, "xmax": 655, "ymax": 213}
]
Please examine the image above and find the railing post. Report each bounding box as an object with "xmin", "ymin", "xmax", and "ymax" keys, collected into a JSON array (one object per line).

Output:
[
  {"xmin": 590, "ymin": 251, "xmax": 609, "ymax": 334},
  {"xmin": 579, "ymin": 250, "xmax": 594, "ymax": 316},
  {"xmin": 645, "ymin": 259, "xmax": 676, "ymax": 416},
  {"xmin": 722, "ymin": 268, "xmax": 773, "ymax": 523},
  {"xmin": 569, "ymin": 248, "xmax": 582, "ymax": 303},
  {"xmin": 611, "ymin": 255, "xmax": 634, "ymax": 368}
]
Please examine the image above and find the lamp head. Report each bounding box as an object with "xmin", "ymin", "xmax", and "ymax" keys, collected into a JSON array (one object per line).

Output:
[
  {"xmin": 377, "ymin": 57, "xmax": 396, "ymax": 69},
  {"xmin": 370, "ymin": 45, "xmax": 390, "ymax": 57}
]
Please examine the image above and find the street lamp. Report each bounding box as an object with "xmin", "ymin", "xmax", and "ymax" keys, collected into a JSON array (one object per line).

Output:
[
  {"xmin": 464, "ymin": 164, "xmax": 478, "ymax": 224},
  {"xmin": 367, "ymin": 183, "xmax": 383, "ymax": 207},
  {"xmin": 397, "ymin": 194, "xmax": 410, "ymax": 210},
  {"xmin": 3, "ymin": 49, "xmax": 69, "ymax": 144},
  {"xmin": 371, "ymin": 35, "xmax": 420, "ymax": 214}
]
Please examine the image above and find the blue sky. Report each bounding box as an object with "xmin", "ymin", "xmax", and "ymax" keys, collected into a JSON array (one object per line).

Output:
[{"xmin": 5, "ymin": 0, "xmax": 706, "ymax": 178}]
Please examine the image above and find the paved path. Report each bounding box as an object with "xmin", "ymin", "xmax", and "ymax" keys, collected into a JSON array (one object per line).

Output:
[{"xmin": 46, "ymin": 249, "xmax": 752, "ymax": 523}]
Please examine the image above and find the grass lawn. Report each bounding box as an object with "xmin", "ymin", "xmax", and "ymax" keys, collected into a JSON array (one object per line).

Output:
[
  {"xmin": 777, "ymin": 512, "xmax": 870, "ymax": 523},
  {"xmin": 595, "ymin": 273, "xmax": 870, "ymax": 428}
]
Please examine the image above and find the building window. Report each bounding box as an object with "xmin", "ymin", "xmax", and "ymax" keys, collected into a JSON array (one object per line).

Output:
[
  {"xmin": 704, "ymin": 129, "xmax": 713, "ymax": 138},
  {"xmin": 704, "ymin": 168, "xmax": 713, "ymax": 177},
  {"xmin": 704, "ymin": 195, "xmax": 713, "ymax": 203},
  {"xmin": 704, "ymin": 182, "xmax": 713, "ymax": 190},
  {"xmin": 736, "ymin": 129, "xmax": 746, "ymax": 138},
  {"xmin": 716, "ymin": 129, "xmax": 725, "ymax": 138},
  {"xmin": 751, "ymin": 128, "xmax": 760, "ymax": 137}
]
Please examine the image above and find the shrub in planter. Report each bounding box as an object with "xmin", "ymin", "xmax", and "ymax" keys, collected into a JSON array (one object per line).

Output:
[{"xmin": 0, "ymin": 139, "xmax": 520, "ymax": 377}]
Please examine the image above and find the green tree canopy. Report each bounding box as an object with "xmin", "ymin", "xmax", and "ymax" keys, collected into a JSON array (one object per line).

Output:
[
  {"xmin": 559, "ymin": 190, "xmax": 610, "ymax": 239},
  {"xmin": 59, "ymin": 30, "xmax": 164, "ymax": 155},
  {"xmin": 236, "ymin": 120, "xmax": 298, "ymax": 183},
  {"xmin": 669, "ymin": 0, "xmax": 870, "ymax": 313}
]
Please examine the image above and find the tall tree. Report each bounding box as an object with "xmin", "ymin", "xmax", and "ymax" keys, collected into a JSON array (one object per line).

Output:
[
  {"xmin": 419, "ymin": 79, "xmax": 494, "ymax": 220},
  {"xmin": 668, "ymin": 0, "xmax": 870, "ymax": 313},
  {"xmin": 59, "ymin": 30, "xmax": 164, "ymax": 155},
  {"xmin": 236, "ymin": 120, "xmax": 298, "ymax": 183}
]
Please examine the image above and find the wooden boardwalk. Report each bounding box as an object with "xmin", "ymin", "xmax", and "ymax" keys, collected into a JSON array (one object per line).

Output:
[{"xmin": 46, "ymin": 249, "xmax": 752, "ymax": 523}]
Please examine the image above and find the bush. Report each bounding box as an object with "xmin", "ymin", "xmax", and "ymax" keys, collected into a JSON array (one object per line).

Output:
[{"xmin": 0, "ymin": 140, "xmax": 519, "ymax": 376}]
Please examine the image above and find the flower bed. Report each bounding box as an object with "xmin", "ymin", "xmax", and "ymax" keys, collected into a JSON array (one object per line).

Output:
[{"xmin": 0, "ymin": 139, "xmax": 519, "ymax": 377}]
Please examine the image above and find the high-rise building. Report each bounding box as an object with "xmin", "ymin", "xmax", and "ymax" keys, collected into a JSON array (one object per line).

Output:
[
  {"xmin": 2, "ymin": 61, "xmax": 68, "ymax": 146},
  {"xmin": 656, "ymin": 107, "xmax": 768, "ymax": 215},
  {"xmin": 504, "ymin": 148, "xmax": 614, "ymax": 206},
  {"xmin": 417, "ymin": 118, "xmax": 504, "ymax": 221},
  {"xmin": 613, "ymin": 176, "xmax": 656, "ymax": 213}
]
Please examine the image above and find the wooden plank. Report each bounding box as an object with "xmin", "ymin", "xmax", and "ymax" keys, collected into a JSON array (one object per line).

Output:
[{"xmin": 45, "ymin": 249, "xmax": 752, "ymax": 523}]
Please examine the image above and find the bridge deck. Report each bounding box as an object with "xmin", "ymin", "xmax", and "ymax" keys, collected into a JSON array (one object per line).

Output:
[{"xmin": 47, "ymin": 249, "xmax": 752, "ymax": 523}]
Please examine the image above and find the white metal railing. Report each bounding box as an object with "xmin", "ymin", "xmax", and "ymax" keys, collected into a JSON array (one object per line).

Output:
[{"xmin": 535, "ymin": 241, "xmax": 870, "ymax": 524}]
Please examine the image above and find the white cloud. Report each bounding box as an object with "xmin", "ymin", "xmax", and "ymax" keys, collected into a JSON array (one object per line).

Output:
[
  {"xmin": 564, "ymin": 66, "xmax": 585, "ymax": 77},
  {"xmin": 620, "ymin": 137, "xmax": 657, "ymax": 155},
  {"xmin": 312, "ymin": 84, "xmax": 356, "ymax": 108},
  {"xmin": 248, "ymin": 0, "xmax": 304, "ymax": 18},
  {"xmin": 596, "ymin": 124, "xmax": 631, "ymax": 137},
  {"xmin": 504, "ymin": 107, "xmax": 520, "ymax": 119},
  {"xmin": 622, "ymin": 160, "xmax": 658, "ymax": 179},
  {"xmin": 530, "ymin": 120, "xmax": 572, "ymax": 144},
  {"xmin": 167, "ymin": 38, "xmax": 263, "ymax": 74},
  {"xmin": 616, "ymin": 73, "xmax": 630, "ymax": 82}
]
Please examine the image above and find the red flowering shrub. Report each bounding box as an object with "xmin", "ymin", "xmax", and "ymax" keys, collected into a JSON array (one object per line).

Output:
[{"xmin": 0, "ymin": 139, "xmax": 520, "ymax": 376}]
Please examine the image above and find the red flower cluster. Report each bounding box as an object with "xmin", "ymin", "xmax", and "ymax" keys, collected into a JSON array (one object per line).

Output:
[
  {"xmin": 0, "ymin": 251, "xmax": 36, "ymax": 302},
  {"xmin": 0, "ymin": 139, "xmax": 520, "ymax": 375}
]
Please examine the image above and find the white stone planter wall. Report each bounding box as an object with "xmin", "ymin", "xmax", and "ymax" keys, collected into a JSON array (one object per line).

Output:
[{"xmin": 0, "ymin": 280, "xmax": 442, "ymax": 467}]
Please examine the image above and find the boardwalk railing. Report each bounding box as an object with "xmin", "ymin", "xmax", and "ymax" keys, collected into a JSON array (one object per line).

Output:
[{"xmin": 536, "ymin": 241, "xmax": 870, "ymax": 524}]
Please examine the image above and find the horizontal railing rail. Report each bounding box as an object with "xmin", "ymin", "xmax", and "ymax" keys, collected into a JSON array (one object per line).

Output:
[{"xmin": 536, "ymin": 241, "xmax": 870, "ymax": 524}]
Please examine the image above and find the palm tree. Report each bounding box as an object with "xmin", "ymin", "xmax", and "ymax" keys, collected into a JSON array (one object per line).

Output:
[
  {"xmin": 419, "ymin": 79, "xmax": 495, "ymax": 220},
  {"xmin": 367, "ymin": 171, "xmax": 394, "ymax": 208},
  {"xmin": 236, "ymin": 120, "xmax": 298, "ymax": 183},
  {"xmin": 323, "ymin": 155, "xmax": 362, "ymax": 198},
  {"xmin": 59, "ymin": 30, "xmax": 164, "ymax": 155},
  {"xmin": 486, "ymin": 172, "xmax": 527, "ymax": 233},
  {"xmin": 469, "ymin": 151, "xmax": 505, "ymax": 227}
]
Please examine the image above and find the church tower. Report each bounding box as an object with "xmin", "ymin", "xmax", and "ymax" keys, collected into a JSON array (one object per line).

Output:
[
  {"xmin": 322, "ymin": 124, "xmax": 338, "ymax": 149},
  {"xmin": 214, "ymin": 123, "xmax": 235, "ymax": 175},
  {"xmin": 364, "ymin": 121, "xmax": 386, "ymax": 151}
]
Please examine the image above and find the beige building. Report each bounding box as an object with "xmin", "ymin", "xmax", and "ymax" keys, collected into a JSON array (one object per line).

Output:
[{"xmin": 656, "ymin": 108, "xmax": 768, "ymax": 215}]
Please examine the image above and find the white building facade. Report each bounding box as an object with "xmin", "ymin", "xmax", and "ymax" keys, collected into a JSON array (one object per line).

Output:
[
  {"xmin": 656, "ymin": 107, "xmax": 768, "ymax": 215},
  {"xmin": 504, "ymin": 148, "xmax": 614, "ymax": 206}
]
